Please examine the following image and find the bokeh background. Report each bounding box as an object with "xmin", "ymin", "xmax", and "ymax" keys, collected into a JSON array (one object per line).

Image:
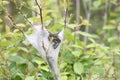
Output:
[{"xmin": 0, "ymin": 0, "xmax": 120, "ymax": 80}]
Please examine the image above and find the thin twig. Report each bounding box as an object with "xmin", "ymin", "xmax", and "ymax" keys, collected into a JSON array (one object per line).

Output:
[
  {"xmin": 35, "ymin": 0, "xmax": 43, "ymax": 29},
  {"xmin": 64, "ymin": 0, "xmax": 68, "ymax": 29},
  {"xmin": 18, "ymin": 8, "xmax": 33, "ymax": 26},
  {"xmin": 8, "ymin": 15, "xmax": 25, "ymax": 38},
  {"xmin": 11, "ymin": 0, "xmax": 33, "ymax": 26}
]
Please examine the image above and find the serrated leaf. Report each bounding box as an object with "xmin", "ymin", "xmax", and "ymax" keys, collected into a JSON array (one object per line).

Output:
[{"xmin": 73, "ymin": 62, "xmax": 84, "ymax": 75}]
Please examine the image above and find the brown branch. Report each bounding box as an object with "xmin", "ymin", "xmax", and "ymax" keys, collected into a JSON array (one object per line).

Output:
[{"xmin": 35, "ymin": 0, "xmax": 43, "ymax": 29}]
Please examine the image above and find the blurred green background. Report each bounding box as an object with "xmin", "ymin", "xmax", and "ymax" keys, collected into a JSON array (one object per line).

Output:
[{"xmin": 0, "ymin": 0, "xmax": 120, "ymax": 80}]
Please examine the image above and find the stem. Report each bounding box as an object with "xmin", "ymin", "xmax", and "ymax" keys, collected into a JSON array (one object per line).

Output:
[
  {"xmin": 35, "ymin": 0, "xmax": 43, "ymax": 29},
  {"xmin": 76, "ymin": 0, "xmax": 80, "ymax": 24},
  {"xmin": 82, "ymin": 0, "xmax": 92, "ymax": 45},
  {"xmin": 103, "ymin": 0, "xmax": 108, "ymax": 27}
]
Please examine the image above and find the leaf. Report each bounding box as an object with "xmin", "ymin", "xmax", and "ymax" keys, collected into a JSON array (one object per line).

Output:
[
  {"xmin": 13, "ymin": 29, "xmax": 19, "ymax": 33},
  {"xmin": 2, "ymin": 1, "xmax": 9, "ymax": 6},
  {"xmin": 81, "ymin": 20, "xmax": 91, "ymax": 26},
  {"xmin": 0, "ymin": 18, "xmax": 3, "ymax": 23},
  {"xmin": 103, "ymin": 25, "xmax": 115, "ymax": 30},
  {"xmin": 9, "ymin": 55, "xmax": 26, "ymax": 64},
  {"xmin": 76, "ymin": 31, "xmax": 98, "ymax": 38},
  {"xmin": 65, "ymin": 29, "xmax": 74, "ymax": 41},
  {"xmin": 68, "ymin": 24, "xmax": 76, "ymax": 29},
  {"xmin": 73, "ymin": 62, "xmax": 84, "ymax": 75},
  {"xmin": 93, "ymin": 0, "xmax": 101, "ymax": 9},
  {"xmin": 91, "ymin": 66, "xmax": 104, "ymax": 75},
  {"xmin": 49, "ymin": 23, "xmax": 63, "ymax": 32},
  {"xmin": 0, "ymin": 40, "xmax": 12, "ymax": 47},
  {"xmin": 87, "ymin": 43, "xmax": 96, "ymax": 48},
  {"xmin": 16, "ymin": 23, "xmax": 25, "ymax": 28},
  {"xmin": 25, "ymin": 76, "xmax": 34, "ymax": 80},
  {"xmin": 6, "ymin": 26, "xmax": 10, "ymax": 33},
  {"xmin": 108, "ymin": 37, "xmax": 117, "ymax": 42},
  {"xmin": 18, "ymin": 47, "xmax": 28, "ymax": 53},
  {"xmin": 72, "ymin": 51, "xmax": 81, "ymax": 57},
  {"xmin": 61, "ymin": 76, "xmax": 67, "ymax": 80}
]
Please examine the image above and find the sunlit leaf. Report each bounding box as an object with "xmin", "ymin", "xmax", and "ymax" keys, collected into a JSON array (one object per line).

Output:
[
  {"xmin": 61, "ymin": 76, "xmax": 67, "ymax": 80},
  {"xmin": 73, "ymin": 62, "xmax": 84, "ymax": 75},
  {"xmin": 18, "ymin": 47, "xmax": 28, "ymax": 53},
  {"xmin": 49, "ymin": 23, "xmax": 63, "ymax": 32},
  {"xmin": 6, "ymin": 26, "xmax": 10, "ymax": 33},
  {"xmin": 16, "ymin": 23, "xmax": 26, "ymax": 28},
  {"xmin": 25, "ymin": 76, "xmax": 34, "ymax": 80},
  {"xmin": 2, "ymin": 1, "xmax": 9, "ymax": 6},
  {"xmin": 0, "ymin": 41, "xmax": 12, "ymax": 47},
  {"xmin": 68, "ymin": 24, "xmax": 76, "ymax": 29},
  {"xmin": 0, "ymin": 18, "xmax": 3, "ymax": 23},
  {"xmin": 65, "ymin": 29, "xmax": 74, "ymax": 41},
  {"xmin": 103, "ymin": 25, "xmax": 115, "ymax": 30}
]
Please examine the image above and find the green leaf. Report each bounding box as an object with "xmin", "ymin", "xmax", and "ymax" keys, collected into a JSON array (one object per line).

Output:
[
  {"xmin": 16, "ymin": 23, "xmax": 26, "ymax": 28},
  {"xmin": 61, "ymin": 76, "xmax": 67, "ymax": 80},
  {"xmin": 76, "ymin": 31, "xmax": 98, "ymax": 38},
  {"xmin": 18, "ymin": 47, "xmax": 28, "ymax": 53},
  {"xmin": 103, "ymin": 25, "xmax": 115, "ymax": 30},
  {"xmin": 65, "ymin": 29, "xmax": 74, "ymax": 41},
  {"xmin": 68, "ymin": 24, "xmax": 76, "ymax": 29},
  {"xmin": 9, "ymin": 55, "xmax": 26, "ymax": 64},
  {"xmin": 73, "ymin": 62, "xmax": 84, "ymax": 75},
  {"xmin": 25, "ymin": 76, "xmax": 34, "ymax": 80},
  {"xmin": 72, "ymin": 51, "xmax": 81, "ymax": 57},
  {"xmin": 6, "ymin": 26, "xmax": 10, "ymax": 33},
  {"xmin": 2, "ymin": 1, "xmax": 9, "ymax": 6},
  {"xmin": 0, "ymin": 40, "xmax": 12, "ymax": 47},
  {"xmin": 49, "ymin": 23, "xmax": 63, "ymax": 32},
  {"xmin": 0, "ymin": 18, "xmax": 3, "ymax": 23},
  {"xmin": 91, "ymin": 66, "xmax": 104, "ymax": 75},
  {"xmin": 93, "ymin": 0, "xmax": 101, "ymax": 9}
]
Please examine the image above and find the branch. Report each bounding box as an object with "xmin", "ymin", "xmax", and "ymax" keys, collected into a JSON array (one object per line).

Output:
[
  {"xmin": 35, "ymin": 0, "xmax": 43, "ymax": 29},
  {"xmin": 103, "ymin": 0, "xmax": 108, "ymax": 27},
  {"xmin": 8, "ymin": 15, "xmax": 25, "ymax": 38},
  {"xmin": 18, "ymin": 7, "xmax": 33, "ymax": 26},
  {"xmin": 64, "ymin": 0, "xmax": 68, "ymax": 29},
  {"xmin": 11, "ymin": 0, "xmax": 33, "ymax": 26},
  {"xmin": 76, "ymin": 0, "xmax": 80, "ymax": 24}
]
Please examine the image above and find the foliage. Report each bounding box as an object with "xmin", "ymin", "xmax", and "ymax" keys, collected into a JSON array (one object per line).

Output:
[{"xmin": 0, "ymin": 0, "xmax": 120, "ymax": 80}]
